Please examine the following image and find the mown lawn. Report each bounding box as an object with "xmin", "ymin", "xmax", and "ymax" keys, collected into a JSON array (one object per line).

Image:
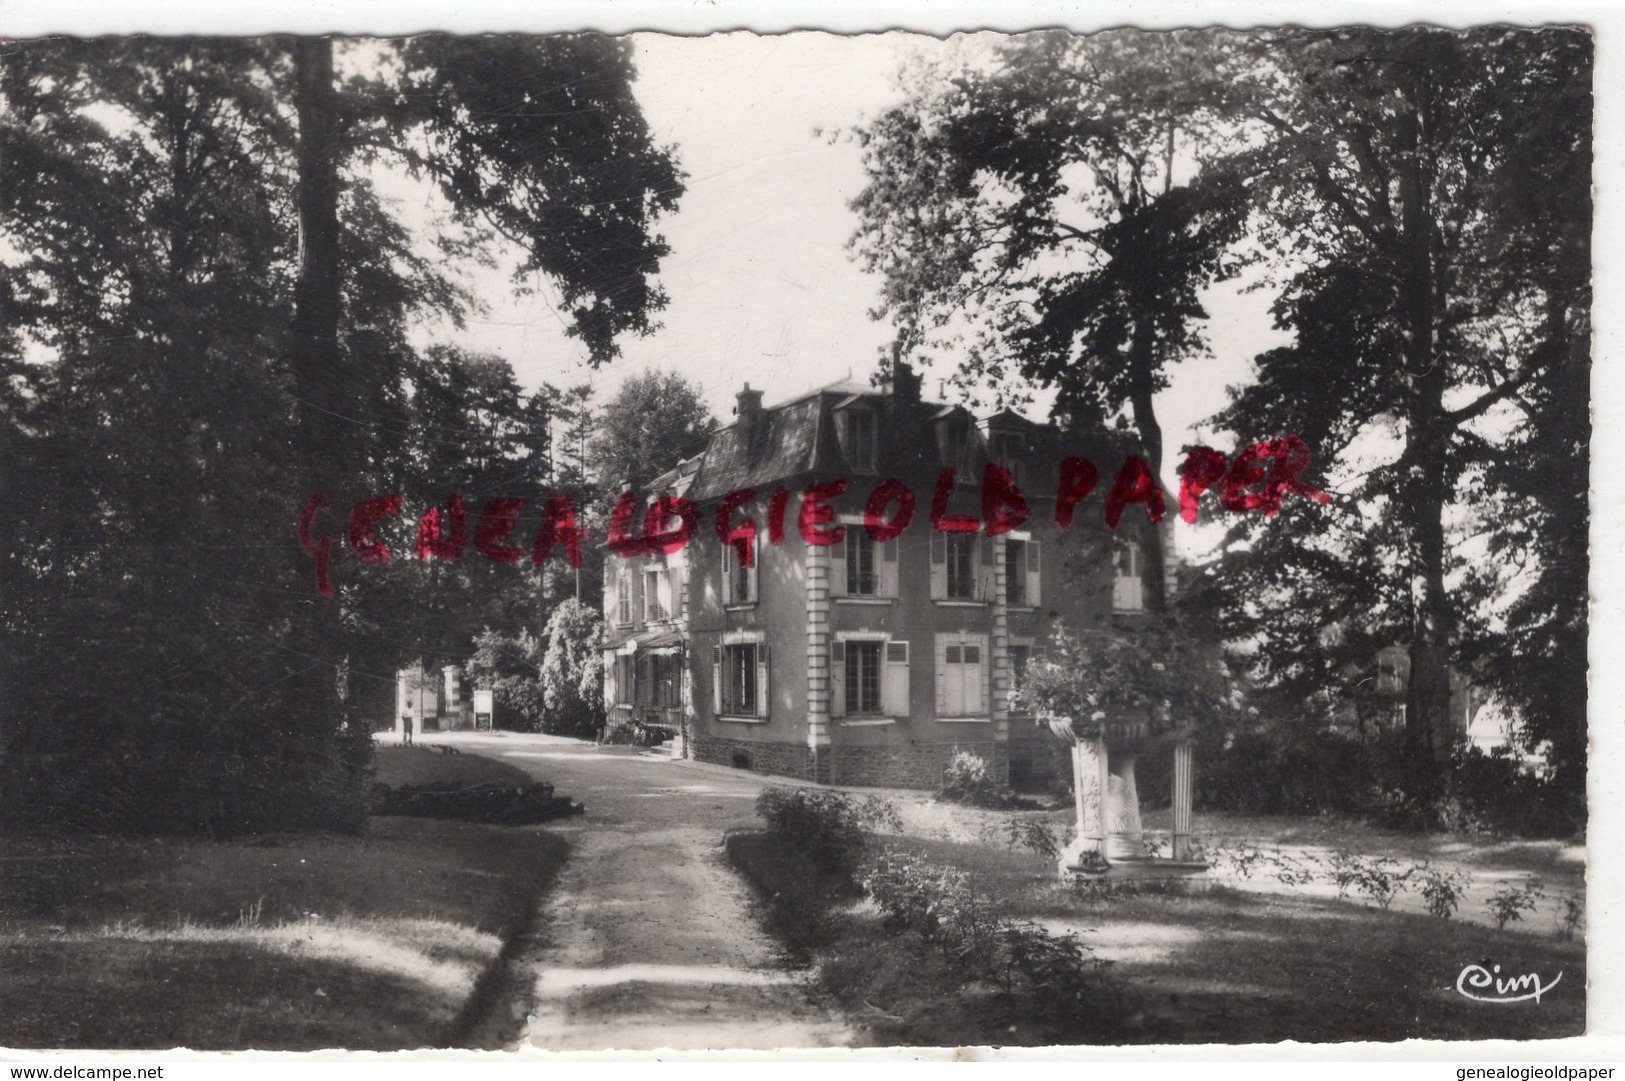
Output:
[
  {"xmin": 0, "ymin": 747, "xmax": 568, "ymax": 1051},
  {"xmin": 728, "ymin": 829, "xmax": 1584, "ymax": 1047}
]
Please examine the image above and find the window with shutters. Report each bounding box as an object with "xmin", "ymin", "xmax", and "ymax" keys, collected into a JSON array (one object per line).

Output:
[
  {"xmin": 615, "ymin": 574, "xmax": 632, "ymax": 626},
  {"xmin": 832, "ymin": 637, "xmax": 909, "ymax": 720},
  {"xmin": 1113, "ymin": 539, "xmax": 1144, "ymax": 612},
  {"xmin": 835, "ymin": 518, "xmax": 898, "ymax": 599},
  {"xmin": 644, "ymin": 569, "xmax": 667, "ymax": 622},
  {"xmin": 1017, "ymin": 537, "xmax": 1041, "ymax": 606},
  {"xmin": 845, "ymin": 640, "xmax": 882, "ymax": 715},
  {"xmin": 936, "ymin": 632, "xmax": 988, "ymax": 717},
  {"xmin": 1006, "ymin": 539, "xmax": 1029, "ymax": 606},
  {"xmin": 722, "ymin": 534, "xmax": 758, "ymax": 606},
  {"xmin": 846, "ymin": 529, "xmax": 878, "ymax": 595},
  {"xmin": 652, "ymin": 654, "xmax": 682, "ymax": 707},
  {"xmin": 614, "ymin": 655, "xmax": 634, "ymax": 705},
  {"xmin": 721, "ymin": 643, "xmax": 760, "ymax": 716},
  {"xmin": 931, "ymin": 532, "xmax": 988, "ymax": 601}
]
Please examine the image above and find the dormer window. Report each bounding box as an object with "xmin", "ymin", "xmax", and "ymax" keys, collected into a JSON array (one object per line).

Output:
[
  {"xmin": 840, "ymin": 407, "xmax": 878, "ymax": 473},
  {"xmin": 932, "ymin": 412, "xmax": 979, "ymax": 484},
  {"xmin": 988, "ymin": 430, "xmax": 1024, "ymax": 488}
]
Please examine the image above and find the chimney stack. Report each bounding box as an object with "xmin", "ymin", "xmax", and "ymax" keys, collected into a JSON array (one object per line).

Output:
[
  {"xmin": 889, "ymin": 356, "xmax": 922, "ymax": 406},
  {"xmin": 735, "ymin": 382, "xmax": 765, "ymax": 445}
]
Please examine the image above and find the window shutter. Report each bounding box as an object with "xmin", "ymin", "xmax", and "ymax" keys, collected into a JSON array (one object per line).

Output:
[
  {"xmin": 831, "ymin": 533, "xmax": 847, "ymax": 597},
  {"xmin": 746, "ymin": 535, "xmax": 759, "ymax": 603},
  {"xmin": 721, "ymin": 543, "xmax": 734, "ymax": 605},
  {"xmin": 712, "ymin": 645, "xmax": 723, "ymax": 716},
  {"xmin": 968, "ymin": 637, "xmax": 987, "ymax": 714},
  {"xmin": 978, "ymin": 536, "xmax": 994, "ymax": 600},
  {"xmin": 756, "ymin": 643, "xmax": 770, "ymax": 718},
  {"xmin": 1027, "ymin": 541, "xmax": 1041, "ymax": 607},
  {"xmin": 934, "ymin": 634, "xmax": 949, "ymax": 714},
  {"xmin": 930, "ymin": 532, "xmax": 946, "ymax": 599},
  {"xmin": 883, "ymin": 640, "xmax": 910, "ymax": 717},
  {"xmin": 830, "ymin": 641, "xmax": 846, "ymax": 719}
]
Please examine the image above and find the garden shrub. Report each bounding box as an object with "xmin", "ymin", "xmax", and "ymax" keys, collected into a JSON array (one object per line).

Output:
[
  {"xmin": 1197, "ymin": 727, "xmax": 1376, "ymax": 817},
  {"xmin": 1348, "ymin": 855, "xmax": 1411, "ymax": 909},
  {"xmin": 1486, "ymin": 878, "xmax": 1545, "ymax": 931},
  {"xmin": 754, "ymin": 787, "xmax": 899, "ymax": 876},
  {"xmin": 1415, "ymin": 863, "xmax": 1470, "ymax": 919},
  {"xmin": 978, "ymin": 816, "xmax": 1061, "ymax": 863},
  {"xmin": 1189, "ymin": 723, "xmax": 1581, "ymax": 840},
  {"xmin": 537, "ymin": 600, "xmax": 607, "ymax": 738},
  {"xmin": 465, "ymin": 628, "xmax": 546, "ymax": 731},
  {"xmin": 1554, "ymin": 895, "xmax": 1583, "ymax": 941},
  {"xmin": 939, "ymin": 749, "xmax": 1021, "ymax": 809},
  {"xmin": 859, "ymin": 849, "xmax": 1120, "ymax": 1027},
  {"xmin": 1440, "ymin": 746, "xmax": 1581, "ymax": 837}
]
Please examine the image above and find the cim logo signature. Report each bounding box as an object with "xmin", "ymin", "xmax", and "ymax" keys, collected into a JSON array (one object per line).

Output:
[{"xmin": 1457, "ymin": 962, "xmax": 1563, "ymax": 1004}]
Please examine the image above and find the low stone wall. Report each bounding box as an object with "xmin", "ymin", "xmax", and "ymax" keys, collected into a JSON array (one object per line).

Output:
[
  {"xmin": 695, "ymin": 735, "xmax": 1015, "ymax": 790},
  {"xmin": 692, "ymin": 734, "xmax": 814, "ymax": 780},
  {"xmin": 829, "ymin": 740, "xmax": 1008, "ymax": 790}
]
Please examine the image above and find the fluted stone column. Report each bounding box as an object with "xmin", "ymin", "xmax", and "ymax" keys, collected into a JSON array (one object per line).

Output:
[
  {"xmin": 806, "ymin": 536, "xmax": 832, "ymax": 782},
  {"xmin": 1172, "ymin": 741, "xmax": 1195, "ymax": 860}
]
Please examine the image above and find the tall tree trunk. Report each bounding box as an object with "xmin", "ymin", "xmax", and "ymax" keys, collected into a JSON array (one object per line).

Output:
[
  {"xmin": 1396, "ymin": 74, "xmax": 1452, "ymax": 796},
  {"xmin": 291, "ymin": 36, "xmax": 344, "ymax": 480},
  {"xmin": 1130, "ymin": 295, "xmax": 1169, "ymax": 615},
  {"xmin": 289, "ymin": 37, "xmax": 348, "ymax": 727}
]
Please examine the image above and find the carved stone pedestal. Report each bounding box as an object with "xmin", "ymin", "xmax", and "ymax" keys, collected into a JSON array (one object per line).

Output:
[{"xmin": 1053, "ymin": 716, "xmax": 1200, "ymax": 878}]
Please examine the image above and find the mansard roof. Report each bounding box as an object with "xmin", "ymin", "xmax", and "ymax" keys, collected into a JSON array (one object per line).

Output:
[{"xmin": 680, "ymin": 376, "xmax": 1127, "ymax": 504}]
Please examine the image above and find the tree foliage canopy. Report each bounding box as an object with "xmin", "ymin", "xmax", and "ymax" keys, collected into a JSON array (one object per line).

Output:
[
  {"xmin": 1200, "ymin": 27, "xmax": 1590, "ymax": 789},
  {"xmin": 853, "ymin": 27, "xmax": 1590, "ymax": 803},
  {"xmin": 0, "ymin": 35, "xmax": 680, "ymax": 832},
  {"xmin": 588, "ymin": 369, "xmax": 715, "ymax": 492}
]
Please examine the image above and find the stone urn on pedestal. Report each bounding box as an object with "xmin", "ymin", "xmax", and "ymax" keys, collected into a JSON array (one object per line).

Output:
[{"xmin": 1046, "ymin": 712, "xmax": 1202, "ymax": 879}]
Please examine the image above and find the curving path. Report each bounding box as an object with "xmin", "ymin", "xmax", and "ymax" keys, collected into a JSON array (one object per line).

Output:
[{"xmin": 436, "ymin": 732, "xmax": 852, "ymax": 1052}]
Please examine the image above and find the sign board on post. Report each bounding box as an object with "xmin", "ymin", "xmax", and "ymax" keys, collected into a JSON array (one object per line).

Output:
[{"xmin": 473, "ymin": 688, "xmax": 494, "ymax": 732}]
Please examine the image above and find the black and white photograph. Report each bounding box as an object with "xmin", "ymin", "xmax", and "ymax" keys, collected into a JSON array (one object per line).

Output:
[{"xmin": 0, "ymin": 3, "xmax": 1605, "ymax": 1059}]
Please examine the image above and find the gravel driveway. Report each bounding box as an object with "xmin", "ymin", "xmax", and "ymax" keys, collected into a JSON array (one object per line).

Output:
[{"xmin": 430, "ymin": 732, "xmax": 852, "ymax": 1052}]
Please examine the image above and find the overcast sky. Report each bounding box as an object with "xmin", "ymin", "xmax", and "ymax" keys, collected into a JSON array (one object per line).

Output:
[{"xmin": 424, "ymin": 31, "xmax": 1286, "ymax": 512}]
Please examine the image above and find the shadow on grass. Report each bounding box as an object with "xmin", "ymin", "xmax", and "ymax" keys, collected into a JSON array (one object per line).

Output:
[
  {"xmin": 730, "ymin": 829, "xmax": 1584, "ymax": 1047},
  {"xmin": 725, "ymin": 831, "xmax": 1134, "ymax": 1048},
  {"xmin": 898, "ymin": 835, "xmax": 1585, "ymax": 1044},
  {"xmin": 0, "ymin": 819, "xmax": 569, "ymax": 1050},
  {"xmin": 0, "ymin": 932, "xmax": 482, "ymax": 1050}
]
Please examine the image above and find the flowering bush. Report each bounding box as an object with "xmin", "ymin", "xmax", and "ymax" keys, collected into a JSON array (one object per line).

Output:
[
  {"xmin": 939, "ymin": 749, "xmax": 1020, "ymax": 808},
  {"xmin": 1009, "ymin": 618, "xmax": 1236, "ymax": 743}
]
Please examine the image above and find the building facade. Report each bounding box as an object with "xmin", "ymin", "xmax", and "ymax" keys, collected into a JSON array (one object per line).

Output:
[{"xmin": 602, "ymin": 366, "xmax": 1160, "ymax": 789}]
